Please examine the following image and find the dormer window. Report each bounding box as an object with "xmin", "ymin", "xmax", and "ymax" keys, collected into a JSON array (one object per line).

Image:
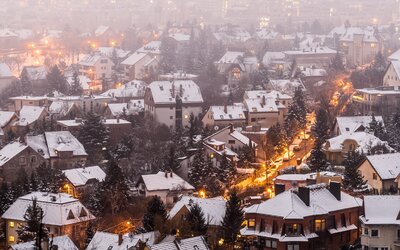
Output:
[
  {"xmin": 67, "ymin": 210, "xmax": 75, "ymax": 220},
  {"xmin": 79, "ymin": 208, "xmax": 88, "ymax": 217}
]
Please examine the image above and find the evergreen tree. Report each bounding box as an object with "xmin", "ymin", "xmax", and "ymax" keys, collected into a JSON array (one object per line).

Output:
[
  {"xmin": 85, "ymin": 221, "xmax": 95, "ymax": 248},
  {"xmin": 78, "ymin": 112, "xmax": 110, "ymax": 163},
  {"xmin": 307, "ymin": 142, "xmax": 328, "ymax": 172},
  {"xmin": 369, "ymin": 114, "xmax": 378, "ymax": 132},
  {"xmin": 343, "ymin": 151, "xmax": 366, "ymax": 191},
  {"xmin": 142, "ymin": 196, "xmax": 168, "ymax": 232},
  {"xmin": 47, "ymin": 65, "xmax": 68, "ymax": 94},
  {"xmin": 69, "ymin": 71, "xmax": 83, "ymax": 95},
  {"xmin": 386, "ymin": 109, "xmax": 400, "ymax": 151},
  {"xmin": 30, "ymin": 171, "xmax": 38, "ymax": 192},
  {"xmin": 189, "ymin": 147, "xmax": 207, "ymax": 188},
  {"xmin": 311, "ymin": 20, "xmax": 323, "ymax": 34},
  {"xmin": 221, "ymin": 190, "xmax": 243, "ymax": 246},
  {"xmin": 285, "ymin": 87, "xmax": 307, "ymax": 135},
  {"xmin": 16, "ymin": 198, "xmax": 49, "ymax": 243},
  {"xmin": 102, "ymin": 160, "xmax": 129, "ymax": 214},
  {"xmin": 14, "ymin": 168, "xmax": 30, "ymax": 197},
  {"xmin": 373, "ymin": 52, "xmax": 387, "ymax": 71},
  {"xmin": 313, "ymin": 108, "xmax": 330, "ymax": 146},
  {"xmin": 86, "ymin": 182, "xmax": 104, "ymax": 216},
  {"xmin": 185, "ymin": 203, "xmax": 208, "ymax": 236},
  {"xmin": 330, "ymin": 51, "xmax": 345, "ymax": 72},
  {"xmin": 20, "ymin": 70, "xmax": 32, "ymax": 95},
  {"xmin": 217, "ymin": 153, "xmax": 236, "ymax": 185},
  {"xmin": 159, "ymin": 36, "xmax": 177, "ymax": 73},
  {"xmin": 164, "ymin": 145, "xmax": 180, "ymax": 172},
  {"xmin": 35, "ymin": 163, "xmax": 66, "ymax": 193}
]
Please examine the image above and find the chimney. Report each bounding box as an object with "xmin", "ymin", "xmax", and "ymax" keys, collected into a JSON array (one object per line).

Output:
[
  {"xmin": 274, "ymin": 183, "xmax": 285, "ymax": 196},
  {"xmin": 118, "ymin": 233, "xmax": 123, "ymax": 246},
  {"xmin": 117, "ymin": 117, "xmax": 120, "ymax": 123},
  {"xmin": 170, "ymin": 171, "xmax": 173, "ymax": 177},
  {"xmin": 298, "ymin": 187, "xmax": 310, "ymax": 206},
  {"xmin": 229, "ymin": 123, "xmax": 234, "ymax": 133},
  {"xmin": 224, "ymin": 103, "xmax": 228, "ymax": 114},
  {"xmin": 262, "ymin": 95, "xmax": 266, "ymax": 106},
  {"xmin": 165, "ymin": 171, "xmax": 168, "ymax": 178},
  {"xmin": 171, "ymin": 82, "xmax": 175, "ymax": 97},
  {"xmin": 179, "ymin": 84, "xmax": 183, "ymax": 96},
  {"xmin": 329, "ymin": 181, "xmax": 341, "ymax": 201}
]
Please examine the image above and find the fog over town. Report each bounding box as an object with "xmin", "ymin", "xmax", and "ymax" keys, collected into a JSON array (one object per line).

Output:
[{"xmin": 0, "ymin": 1, "xmax": 398, "ymax": 250}]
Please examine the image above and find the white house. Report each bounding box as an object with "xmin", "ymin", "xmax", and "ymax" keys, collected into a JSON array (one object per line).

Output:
[
  {"xmin": 383, "ymin": 60, "xmax": 400, "ymax": 87},
  {"xmin": 2, "ymin": 192, "xmax": 95, "ymax": 248},
  {"xmin": 202, "ymin": 104, "xmax": 246, "ymax": 129},
  {"xmin": 136, "ymin": 171, "xmax": 195, "ymax": 206},
  {"xmin": 62, "ymin": 166, "xmax": 106, "ymax": 197},
  {"xmin": 0, "ymin": 63, "xmax": 15, "ymax": 91},
  {"xmin": 334, "ymin": 116, "xmax": 384, "ymax": 136},
  {"xmin": 86, "ymin": 231, "xmax": 159, "ymax": 250},
  {"xmin": 359, "ymin": 196, "xmax": 400, "ymax": 250},
  {"xmin": 357, "ymin": 153, "xmax": 400, "ymax": 194},
  {"xmin": 121, "ymin": 52, "xmax": 158, "ymax": 81},
  {"xmin": 144, "ymin": 80, "xmax": 204, "ymax": 130},
  {"xmin": 78, "ymin": 54, "xmax": 114, "ymax": 82}
]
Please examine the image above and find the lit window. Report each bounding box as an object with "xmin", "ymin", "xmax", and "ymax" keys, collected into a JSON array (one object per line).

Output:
[
  {"xmin": 9, "ymin": 221, "xmax": 14, "ymax": 228},
  {"xmin": 9, "ymin": 236, "xmax": 14, "ymax": 242},
  {"xmin": 370, "ymin": 43, "xmax": 375, "ymax": 48},
  {"xmin": 248, "ymin": 219, "xmax": 256, "ymax": 227},
  {"xmin": 315, "ymin": 219, "xmax": 326, "ymax": 232}
]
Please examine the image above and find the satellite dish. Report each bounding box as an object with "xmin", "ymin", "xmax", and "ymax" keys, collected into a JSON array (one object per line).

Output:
[{"xmin": 214, "ymin": 126, "xmax": 219, "ymax": 131}]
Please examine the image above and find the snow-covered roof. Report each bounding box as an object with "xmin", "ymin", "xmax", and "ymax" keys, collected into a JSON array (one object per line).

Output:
[
  {"xmin": 9, "ymin": 96, "xmax": 47, "ymax": 101},
  {"xmin": 276, "ymin": 172, "xmax": 342, "ymax": 181},
  {"xmin": 79, "ymin": 54, "xmax": 103, "ymax": 66},
  {"xmin": 66, "ymin": 75, "xmax": 91, "ymax": 90},
  {"xmin": 26, "ymin": 134, "xmax": 50, "ymax": 159},
  {"xmin": 388, "ymin": 48, "xmax": 400, "ymax": 61},
  {"xmin": 244, "ymin": 90, "xmax": 292, "ymax": 100},
  {"xmin": 245, "ymin": 185, "xmax": 362, "ymax": 219},
  {"xmin": 63, "ymin": 166, "xmax": 105, "ymax": 187},
  {"xmin": 121, "ymin": 52, "xmax": 148, "ymax": 66},
  {"xmin": 244, "ymin": 97, "xmax": 281, "ymax": 113},
  {"xmin": 203, "ymin": 140, "xmax": 238, "ymax": 158},
  {"xmin": 147, "ymin": 80, "xmax": 203, "ymax": 104},
  {"xmin": 0, "ymin": 141, "xmax": 28, "ymax": 166},
  {"xmin": 44, "ymin": 131, "xmax": 87, "ymax": 158},
  {"xmin": 301, "ymin": 67, "xmax": 327, "ymax": 77},
  {"xmin": 102, "ymin": 80, "xmax": 146, "ymax": 98},
  {"xmin": 216, "ymin": 51, "xmax": 244, "ymax": 64},
  {"xmin": 140, "ymin": 171, "xmax": 195, "ymax": 192},
  {"xmin": 360, "ymin": 195, "xmax": 400, "ymax": 225},
  {"xmin": 149, "ymin": 236, "xmax": 209, "ymax": 250},
  {"xmin": 169, "ymin": 196, "xmax": 226, "ymax": 226},
  {"xmin": 169, "ymin": 33, "xmax": 190, "ymax": 42},
  {"xmin": 269, "ymin": 79, "xmax": 306, "ymax": 95},
  {"xmin": 356, "ymin": 87, "xmax": 400, "ymax": 95},
  {"xmin": 10, "ymin": 235, "xmax": 78, "ymax": 250},
  {"xmin": 87, "ymin": 231, "xmax": 159, "ymax": 250},
  {"xmin": 95, "ymin": 25, "xmax": 110, "ymax": 37},
  {"xmin": 14, "ymin": 106, "xmax": 46, "ymax": 126},
  {"xmin": 0, "ymin": 63, "xmax": 13, "ymax": 78},
  {"xmin": 137, "ymin": 41, "xmax": 162, "ymax": 55},
  {"xmin": 49, "ymin": 100, "xmax": 76, "ymax": 117},
  {"xmin": 0, "ymin": 111, "xmax": 15, "ymax": 127},
  {"xmin": 2, "ymin": 192, "xmax": 95, "ymax": 226},
  {"xmin": 324, "ymin": 132, "xmax": 392, "ymax": 153},
  {"xmin": 97, "ymin": 47, "xmax": 131, "ymax": 59},
  {"xmin": 364, "ymin": 153, "xmax": 400, "ymax": 180},
  {"xmin": 14, "ymin": 29, "xmax": 33, "ymax": 40},
  {"xmin": 255, "ymin": 28, "xmax": 280, "ymax": 40},
  {"xmin": 284, "ymin": 46, "xmax": 337, "ymax": 55},
  {"xmin": 23, "ymin": 66, "xmax": 47, "ymax": 81},
  {"xmin": 209, "ymin": 105, "xmax": 246, "ymax": 121},
  {"xmin": 263, "ymin": 52, "xmax": 285, "ymax": 66},
  {"xmin": 335, "ymin": 116, "xmax": 383, "ymax": 135},
  {"xmin": 0, "ymin": 29, "xmax": 18, "ymax": 38}
]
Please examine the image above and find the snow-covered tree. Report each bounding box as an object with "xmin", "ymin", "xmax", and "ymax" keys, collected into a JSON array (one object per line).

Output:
[
  {"xmin": 47, "ymin": 65, "xmax": 68, "ymax": 94},
  {"xmin": 307, "ymin": 142, "xmax": 329, "ymax": 172},
  {"xmin": 221, "ymin": 190, "xmax": 243, "ymax": 246},
  {"xmin": 35, "ymin": 163, "xmax": 66, "ymax": 193},
  {"xmin": 217, "ymin": 153, "xmax": 236, "ymax": 185},
  {"xmin": 284, "ymin": 87, "xmax": 307, "ymax": 137},
  {"xmin": 16, "ymin": 198, "xmax": 48, "ymax": 243},
  {"xmin": 189, "ymin": 148, "xmax": 208, "ymax": 189},
  {"xmin": 185, "ymin": 203, "xmax": 208, "ymax": 236},
  {"xmin": 342, "ymin": 151, "xmax": 366, "ymax": 191},
  {"xmin": 313, "ymin": 108, "xmax": 330, "ymax": 146},
  {"xmin": 329, "ymin": 51, "xmax": 345, "ymax": 72},
  {"xmin": 386, "ymin": 110, "xmax": 400, "ymax": 151},
  {"xmin": 69, "ymin": 71, "xmax": 83, "ymax": 96},
  {"xmin": 142, "ymin": 196, "xmax": 167, "ymax": 232}
]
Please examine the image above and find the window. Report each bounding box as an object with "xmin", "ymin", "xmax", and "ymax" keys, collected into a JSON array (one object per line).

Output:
[
  {"xmin": 371, "ymin": 229, "xmax": 379, "ymax": 237},
  {"xmin": 363, "ymin": 227, "xmax": 369, "ymax": 235},
  {"xmin": 285, "ymin": 224, "xmax": 301, "ymax": 235},
  {"xmin": 287, "ymin": 244, "xmax": 300, "ymax": 250},
  {"xmin": 266, "ymin": 239, "xmax": 277, "ymax": 248},
  {"xmin": 19, "ymin": 156, "xmax": 26, "ymax": 165},
  {"xmin": 315, "ymin": 219, "xmax": 326, "ymax": 232},
  {"xmin": 248, "ymin": 219, "xmax": 255, "ymax": 227},
  {"xmin": 397, "ymin": 229, "xmax": 400, "ymax": 240},
  {"xmin": 9, "ymin": 221, "xmax": 14, "ymax": 228},
  {"xmin": 251, "ymin": 118, "xmax": 256, "ymax": 122},
  {"xmin": 372, "ymin": 173, "xmax": 378, "ymax": 180},
  {"xmin": 67, "ymin": 210, "xmax": 75, "ymax": 220},
  {"xmin": 170, "ymin": 116, "xmax": 173, "ymax": 119},
  {"xmin": 341, "ymin": 213, "xmax": 346, "ymax": 227},
  {"xmin": 31, "ymin": 156, "xmax": 37, "ymax": 163},
  {"xmin": 9, "ymin": 236, "xmax": 14, "ymax": 242},
  {"xmin": 228, "ymin": 140, "xmax": 235, "ymax": 144},
  {"xmin": 79, "ymin": 208, "xmax": 88, "ymax": 217},
  {"xmin": 260, "ymin": 219, "xmax": 265, "ymax": 232}
]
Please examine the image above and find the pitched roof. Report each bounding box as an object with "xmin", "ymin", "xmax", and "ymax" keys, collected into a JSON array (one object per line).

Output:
[
  {"xmin": 216, "ymin": 51, "xmax": 244, "ymax": 64},
  {"xmin": 360, "ymin": 195, "xmax": 400, "ymax": 225},
  {"xmin": 0, "ymin": 111, "xmax": 16, "ymax": 127},
  {"xmin": 14, "ymin": 106, "xmax": 46, "ymax": 126},
  {"xmin": 121, "ymin": 52, "xmax": 148, "ymax": 66},
  {"xmin": 325, "ymin": 132, "xmax": 392, "ymax": 153},
  {"xmin": 26, "ymin": 134, "xmax": 50, "ymax": 159},
  {"xmin": 79, "ymin": 54, "xmax": 102, "ymax": 66},
  {"xmin": 0, "ymin": 63, "xmax": 13, "ymax": 78},
  {"xmin": 335, "ymin": 116, "xmax": 384, "ymax": 134},
  {"xmin": 101, "ymin": 80, "xmax": 146, "ymax": 98},
  {"xmin": 11, "ymin": 235, "xmax": 78, "ymax": 250},
  {"xmin": 0, "ymin": 141, "xmax": 29, "ymax": 166},
  {"xmin": 44, "ymin": 131, "xmax": 87, "ymax": 158},
  {"xmin": 147, "ymin": 80, "xmax": 203, "ymax": 104},
  {"xmin": 149, "ymin": 236, "xmax": 209, "ymax": 250},
  {"xmin": 140, "ymin": 171, "xmax": 195, "ymax": 192},
  {"xmin": 245, "ymin": 185, "xmax": 362, "ymax": 219},
  {"xmin": 269, "ymin": 79, "xmax": 306, "ymax": 96},
  {"xmin": 136, "ymin": 41, "xmax": 162, "ymax": 55},
  {"xmin": 2, "ymin": 192, "xmax": 95, "ymax": 226},
  {"xmin": 86, "ymin": 231, "xmax": 159, "ymax": 250},
  {"xmin": 62, "ymin": 166, "xmax": 106, "ymax": 187},
  {"xmin": 23, "ymin": 66, "xmax": 47, "ymax": 81},
  {"xmin": 364, "ymin": 153, "xmax": 400, "ymax": 180},
  {"xmin": 169, "ymin": 196, "xmax": 226, "ymax": 226},
  {"xmin": 95, "ymin": 25, "xmax": 110, "ymax": 36},
  {"xmin": 209, "ymin": 105, "xmax": 246, "ymax": 121}
]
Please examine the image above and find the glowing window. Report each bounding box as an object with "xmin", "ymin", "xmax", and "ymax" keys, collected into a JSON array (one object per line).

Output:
[
  {"xmin": 9, "ymin": 221, "xmax": 14, "ymax": 228},
  {"xmin": 9, "ymin": 236, "xmax": 14, "ymax": 242}
]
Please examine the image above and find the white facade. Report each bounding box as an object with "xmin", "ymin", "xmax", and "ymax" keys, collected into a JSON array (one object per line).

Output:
[{"xmin": 78, "ymin": 54, "xmax": 114, "ymax": 81}]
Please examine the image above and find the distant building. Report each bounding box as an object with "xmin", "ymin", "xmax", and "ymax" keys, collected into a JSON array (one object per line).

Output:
[
  {"xmin": 383, "ymin": 60, "xmax": 400, "ymax": 87},
  {"xmin": 357, "ymin": 153, "xmax": 400, "ymax": 194},
  {"xmin": 136, "ymin": 171, "xmax": 195, "ymax": 207},
  {"xmin": 62, "ymin": 166, "xmax": 106, "ymax": 198},
  {"xmin": 352, "ymin": 87, "xmax": 400, "ymax": 116},
  {"xmin": 2, "ymin": 192, "xmax": 95, "ymax": 249},
  {"xmin": 11, "ymin": 106, "xmax": 48, "ymax": 136},
  {"xmin": 0, "ymin": 111, "xmax": 18, "ymax": 142},
  {"xmin": 101, "ymin": 80, "xmax": 146, "ymax": 102},
  {"xmin": 283, "ymin": 46, "xmax": 337, "ymax": 68},
  {"xmin": 202, "ymin": 104, "xmax": 246, "ymax": 129},
  {"xmin": 86, "ymin": 231, "xmax": 159, "ymax": 250},
  {"xmin": 20, "ymin": 66, "xmax": 48, "ymax": 94},
  {"xmin": 359, "ymin": 195, "xmax": 400, "ymax": 250},
  {"xmin": 274, "ymin": 171, "xmax": 343, "ymax": 191},
  {"xmin": 333, "ymin": 116, "xmax": 384, "ymax": 136},
  {"xmin": 8, "ymin": 96, "xmax": 49, "ymax": 112},
  {"xmin": 144, "ymin": 80, "xmax": 204, "ymax": 130},
  {"xmin": 103, "ymin": 100, "xmax": 144, "ymax": 118},
  {"xmin": 0, "ymin": 63, "xmax": 15, "ymax": 92},
  {"xmin": 78, "ymin": 54, "xmax": 114, "ymax": 87},
  {"xmin": 121, "ymin": 52, "xmax": 158, "ymax": 81},
  {"xmin": 241, "ymin": 182, "xmax": 362, "ymax": 249}
]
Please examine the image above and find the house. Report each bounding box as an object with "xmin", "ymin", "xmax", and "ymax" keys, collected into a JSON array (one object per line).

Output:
[
  {"xmin": 62, "ymin": 166, "xmax": 106, "ymax": 198},
  {"xmin": 20, "ymin": 66, "xmax": 48, "ymax": 94},
  {"xmin": 66, "ymin": 74, "xmax": 92, "ymax": 95},
  {"xmin": 10, "ymin": 235, "xmax": 78, "ymax": 250},
  {"xmin": 137, "ymin": 171, "xmax": 195, "ymax": 207},
  {"xmin": 121, "ymin": 52, "xmax": 158, "ymax": 81},
  {"xmin": 329, "ymin": 26, "xmax": 383, "ymax": 66},
  {"xmin": 169, "ymin": 196, "xmax": 226, "ymax": 246},
  {"xmin": 0, "ymin": 140, "xmax": 46, "ymax": 184},
  {"xmin": 263, "ymin": 52, "xmax": 286, "ymax": 72},
  {"xmin": 86, "ymin": 231, "xmax": 159, "ymax": 250},
  {"xmin": 241, "ymin": 182, "xmax": 363, "ymax": 249},
  {"xmin": 144, "ymin": 80, "xmax": 204, "ymax": 130},
  {"xmin": 11, "ymin": 106, "xmax": 48, "ymax": 136},
  {"xmin": 101, "ymin": 80, "xmax": 146, "ymax": 102},
  {"xmin": 202, "ymin": 138, "xmax": 239, "ymax": 167},
  {"xmin": 136, "ymin": 41, "xmax": 162, "ymax": 60},
  {"xmin": 283, "ymin": 46, "xmax": 337, "ymax": 68},
  {"xmin": 104, "ymin": 100, "xmax": 144, "ymax": 118},
  {"xmin": 78, "ymin": 54, "xmax": 114, "ymax": 85},
  {"xmin": 48, "ymin": 101, "xmax": 81, "ymax": 120},
  {"xmin": 26, "ymin": 131, "xmax": 87, "ymax": 170},
  {"xmin": 2, "ymin": 192, "xmax": 95, "ymax": 249},
  {"xmin": 383, "ymin": 60, "xmax": 400, "ymax": 87},
  {"xmin": 9, "ymin": 96, "xmax": 49, "ymax": 112},
  {"xmin": 214, "ymin": 51, "xmax": 258, "ymax": 89},
  {"xmin": 148, "ymin": 236, "xmax": 209, "ymax": 250},
  {"xmin": 352, "ymin": 86, "xmax": 400, "ymax": 116},
  {"xmin": 333, "ymin": 116, "xmax": 384, "ymax": 136},
  {"xmin": 0, "ymin": 29, "xmax": 19, "ymax": 49},
  {"xmin": 357, "ymin": 153, "xmax": 400, "ymax": 194},
  {"xmin": 268, "ymin": 79, "xmax": 306, "ymax": 96},
  {"xmin": 274, "ymin": 171, "xmax": 343, "ymax": 191},
  {"xmin": 323, "ymin": 132, "xmax": 393, "ymax": 165},
  {"xmin": 300, "ymin": 67, "xmax": 327, "ymax": 89},
  {"xmin": 202, "ymin": 104, "xmax": 246, "ymax": 129},
  {"xmin": 0, "ymin": 111, "xmax": 18, "ymax": 142},
  {"xmin": 52, "ymin": 95, "xmax": 113, "ymax": 115},
  {"xmin": 0, "ymin": 63, "xmax": 15, "ymax": 91},
  {"xmin": 243, "ymin": 90, "xmax": 292, "ymax": 128},
  {"xmin": 56, "ymin": 118, "xmax": 131, "ymax": 146},
  {"xmin": 359, "ymin": 196, "xmax": 400, "ymax": 250}
]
